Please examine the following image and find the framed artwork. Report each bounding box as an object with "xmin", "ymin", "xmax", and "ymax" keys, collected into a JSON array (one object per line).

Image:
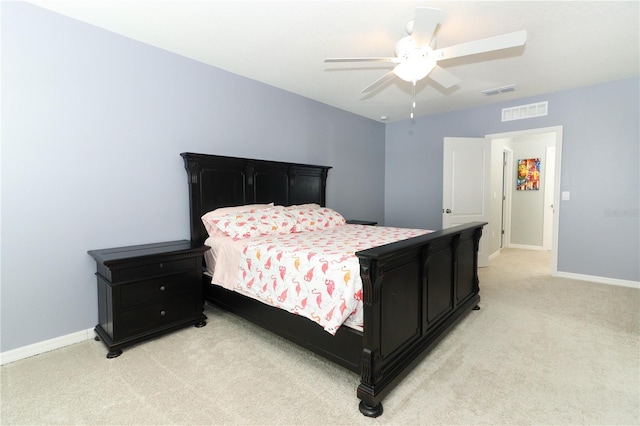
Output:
[{"xmin": 517, "ymin": 158, "xmax": 540, "ymax": 190}]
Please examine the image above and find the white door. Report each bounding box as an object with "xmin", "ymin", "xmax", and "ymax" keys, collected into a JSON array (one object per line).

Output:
[{"xmin": 443, "ymin": 137, "xmax": 491, "ymax": 267}]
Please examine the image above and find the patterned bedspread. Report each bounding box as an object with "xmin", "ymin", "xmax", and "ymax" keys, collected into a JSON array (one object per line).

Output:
[{"xmin": 233, "ymin": 225, "xmax": 431, "ymax": 334}]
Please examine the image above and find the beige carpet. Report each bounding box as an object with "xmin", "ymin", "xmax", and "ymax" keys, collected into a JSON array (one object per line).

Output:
[{"xmin": 2, "ymin": 249, "xmax": 639, "ymax": 425}]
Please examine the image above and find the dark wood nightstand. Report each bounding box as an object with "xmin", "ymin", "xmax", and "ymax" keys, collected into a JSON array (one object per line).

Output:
[
  {"xmin": 346, "ymin": 219, "xmax": 378, "ymax": 226},
  {"xmin": 88, "ymin": 240, "xmax": 209, "ymax": 358}
]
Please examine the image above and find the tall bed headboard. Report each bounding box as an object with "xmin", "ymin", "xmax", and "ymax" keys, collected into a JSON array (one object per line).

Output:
[{"xmin": 181, "ymin": 153, "xmax": 332, "ymax": 247}]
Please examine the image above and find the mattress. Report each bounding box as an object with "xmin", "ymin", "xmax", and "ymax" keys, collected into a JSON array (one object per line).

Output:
[{"xmin": 204, "ymin": 224, "xmax": 431, "ymax": 334}]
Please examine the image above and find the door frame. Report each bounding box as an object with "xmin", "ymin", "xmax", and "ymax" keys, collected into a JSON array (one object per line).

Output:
[
  {"xmin": 501, "ymin": 147, "xmax": 514, "ymax": 249},
  {"xmin": 543, "ymin": 145, "xmax": 556, "ymax": 250},
  {"xmin": 487, "ymin": 126, "xmax": 563, "ymax": 275}
]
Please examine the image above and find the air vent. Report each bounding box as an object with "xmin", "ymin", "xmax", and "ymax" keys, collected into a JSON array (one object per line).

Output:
[
  {"xmin": 481, "ymin": 84, "xmax": 516, "ymax": 96},
  {"xmin": 502, "ymin": 101, "xmax": 548, "ymax": 122}
]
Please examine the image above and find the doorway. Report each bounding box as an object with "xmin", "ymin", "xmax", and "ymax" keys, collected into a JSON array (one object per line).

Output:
[{"xmin": 487, "ymin": 126, "xmax": 563, "ymax": 275}]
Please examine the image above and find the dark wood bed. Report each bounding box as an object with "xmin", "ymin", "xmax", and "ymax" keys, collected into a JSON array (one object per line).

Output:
[{"xmin": 181, "ymin": 152, "xmax": 485, "ymax": 417}]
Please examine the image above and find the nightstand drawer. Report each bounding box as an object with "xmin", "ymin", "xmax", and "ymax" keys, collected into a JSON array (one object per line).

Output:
[
  {"xmin": 119, "ymin": 294, "xmax": 197, "ymax": 338},
  {"xmin": 120, "ymin": 270, "xmax": 199, "ymax": 309},
  {"xmin": 110, "ymin": 257, "xmax": 196, "ymax": 283}
]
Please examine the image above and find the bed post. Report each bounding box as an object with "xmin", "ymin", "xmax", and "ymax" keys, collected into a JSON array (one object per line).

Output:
[
  {"xmin": 357, "ymin": 256, "xmax": 384, "ymax": 417},
  {"xmin": 181, "ymin": 154, "xmax": 204, "ymax": 246}
]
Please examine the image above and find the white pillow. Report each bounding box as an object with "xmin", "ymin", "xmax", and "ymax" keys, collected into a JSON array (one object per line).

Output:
[
  {"xmin": 212, "ymin": 206, "xmax": 296, "ymax": 239},
  {"xmin": 287, "ymin": 207, "xmax": 346, "ymax": 232},
  {"xmin": 284, "ymin": 203, "xmax": 321, "ymax": 210},
  {"xmin": 201, "ymin": 203, "xmax": 273, "ymax": 236}
]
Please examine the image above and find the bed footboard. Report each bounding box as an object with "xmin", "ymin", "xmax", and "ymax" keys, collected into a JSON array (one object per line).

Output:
[{"xmin": 355, "ymin": 222, "xmax": 486, "ymax": 417}]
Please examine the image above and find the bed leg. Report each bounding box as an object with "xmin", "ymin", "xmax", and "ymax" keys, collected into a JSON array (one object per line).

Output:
[
  {"xmin": 473, "ymin": 305, "xmax": 481, "ymax": 310},
  {"xmin": 359, "ymin": 401, "xmax": 383, "ymax": 418},
  {"xmin": 106, "ymin": 349, "xmax": 122, "ymax": 359}
]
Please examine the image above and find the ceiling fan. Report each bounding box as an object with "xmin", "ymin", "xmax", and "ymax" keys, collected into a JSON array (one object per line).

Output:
[{"xmin": 324, "ymin": 7, "xmax": 527, "ymax": 118}]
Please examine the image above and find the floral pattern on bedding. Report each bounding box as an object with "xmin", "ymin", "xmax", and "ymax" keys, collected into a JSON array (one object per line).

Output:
[
  {"xmin": 235, "ymin": 225, "xmax": 431, "ymax": 334},
  {"xmin": 211, "ymin": 207, "xmax": 296, "ymax": 239}
]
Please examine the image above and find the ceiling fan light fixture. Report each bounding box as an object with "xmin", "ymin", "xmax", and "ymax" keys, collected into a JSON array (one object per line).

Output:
[
  {"xmin": 392, "ymin": 36, "xmax": 436, "ymax": 82},
  {"xmin": 393, "ymin": 57, "xmax": 436, "ymax": 82}
]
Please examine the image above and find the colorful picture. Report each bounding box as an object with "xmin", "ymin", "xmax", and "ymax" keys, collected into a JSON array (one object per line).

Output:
[{"xmin": 517, "ymin": 158, "xmax": 540, "ymax": 190}]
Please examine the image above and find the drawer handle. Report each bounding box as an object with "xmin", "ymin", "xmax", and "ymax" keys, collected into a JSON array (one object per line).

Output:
[
  {"xmin": 159, "ymin": 262, "xmax": 164, "ymax": 268},
  {"xmin": 159, "ymin": 285, "xmax": 166, "ymax": 291},
  {"xmin": 160, "ymin": 310, "xmax": 166, "ymax": 316}
]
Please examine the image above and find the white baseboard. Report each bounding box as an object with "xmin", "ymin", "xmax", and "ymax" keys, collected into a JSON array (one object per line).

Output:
[
  {"xmin": 507, "ymin": 243, "xmax": 546, "ymax": 251},
  {"xmin": 553, "ymin": 271, "xmax": 640, "ymax": 289},
  {"xmin": 491, "ymin": 249, "xmax": 638, "ymax": 289},
  {"xmin": 489, "ymin": 249, "xmax": 501, "ymax": 261},
  {"xmin": 0, "ymin": 328, "xmax": 95, "ymax": 366}
]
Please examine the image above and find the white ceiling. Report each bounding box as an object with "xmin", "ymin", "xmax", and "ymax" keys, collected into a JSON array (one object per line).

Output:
[{"xmin": 26, "ymin": 0, "xmax": 640, "ymax": 122}]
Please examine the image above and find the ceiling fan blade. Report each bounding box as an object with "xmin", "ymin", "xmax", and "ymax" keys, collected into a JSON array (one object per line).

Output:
[
  {"xmin": 436, "ymin": 30, "xmax": 527, "ymax": 61},
  {"xmin": 411, "ymin": 7, "xmax": 444, "ymax": 48},
  {"xmin": 428, "ymin": 65, "xmax": 460, "ymax": 88},
  {"xmin": 361, "ymin": 70, "xmax": 397, "ymax": 93},
  {"xmin": 325, "ymin": 57, "xmax": 399, "ymax": 63}
]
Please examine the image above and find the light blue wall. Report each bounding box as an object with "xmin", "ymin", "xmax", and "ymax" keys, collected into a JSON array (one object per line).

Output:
[
  {"xmin": 385, "ymin": 77, "xmax": 640, "ymax": 282},
  {"xmin": 0, "ymin": 3, "xmax": 385, "ymax": 352}
]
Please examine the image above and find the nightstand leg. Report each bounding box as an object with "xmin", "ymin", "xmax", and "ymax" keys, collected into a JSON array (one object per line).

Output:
[{"xmin": 195, "ymin": 320, "xmax": 207, "ymax": 328}]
